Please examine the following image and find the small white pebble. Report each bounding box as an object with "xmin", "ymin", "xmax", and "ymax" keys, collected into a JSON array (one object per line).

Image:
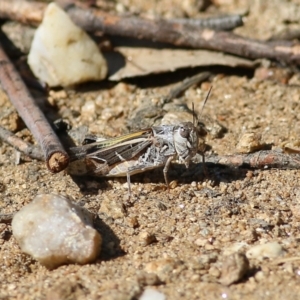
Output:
[
  {"xmin": 246, "ymin": 242, "xmax": 284, "ymax": 260},
  {"xmin": 12, "ymin": 194, "xmax": 101, "ymax": 269},
  {"xmin": 139, "ymin": 231, "xmax": 156, "ymax": 246},
  {"xmin": 236, "ymin": 132, "xmax": 264, "ymax": 153},
  {"xmin": 99, "ymin": 195, "xmax": 126, "ymax": 219},
  {"xmin": 191, "ymin": 181, "xmax": 197, "ymax": 187},
  {"xmin": 139, "ymin": 288, "xmax": 166, "ymax": 300},
  {"xmin": 28, "ymin": 3, "xmax": 107, "ymax": 87},
  {"xmin": 81, "ymin": 100, "xmax": 96, "ymax": 121}
]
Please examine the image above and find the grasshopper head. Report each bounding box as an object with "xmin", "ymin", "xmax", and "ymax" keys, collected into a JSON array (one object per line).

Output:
[{"xmin": 173, "ymin": 121, "xmax": 199, "ymax": 168}]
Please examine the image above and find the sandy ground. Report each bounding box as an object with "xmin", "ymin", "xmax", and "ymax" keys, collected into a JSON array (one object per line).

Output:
[{"xmin": 2, "ymin": 0, "xmax": 300, "ymax": 299}]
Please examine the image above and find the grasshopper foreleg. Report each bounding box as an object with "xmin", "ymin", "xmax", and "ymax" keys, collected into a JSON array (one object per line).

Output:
[{"xmin": 163, "ymin": 156, "xmax": 175, "ymax": 190}]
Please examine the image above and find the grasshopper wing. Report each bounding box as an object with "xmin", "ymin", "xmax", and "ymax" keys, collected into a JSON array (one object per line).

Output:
[{"xmin": 68, "ymin": 129, "xmax": 153, "ymax": 176}]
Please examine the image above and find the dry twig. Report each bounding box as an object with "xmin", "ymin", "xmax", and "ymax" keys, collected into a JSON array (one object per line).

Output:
[
  {"xmin": 0, "ymin": 42, "xmax": 69, "ymax": 172},
  {"xmin": 0, "ymin": 0, "xmax": 299, "ymax": 65},
  {"xmin": 205, "ymin": 150, "xmax": 300, "ymax": 170},
  {"xmin": 164, "ymin": 14, "xmax": 243, "ymax": 31},
  {"xmin": 165, "ymin": 71, "xmax": 212, "ymax": 102},
  {"xmin": 0, "ymin": 125, "xmax": 43, "ymax": 161}
]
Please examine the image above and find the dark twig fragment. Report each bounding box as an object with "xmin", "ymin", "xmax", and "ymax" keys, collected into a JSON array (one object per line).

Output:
[
  {"xmin": 165, "ymin": 71, "xmax": 212, "ymax": 102},
  {"xmin": 168, "ymin": 14, "xmax": 244, "ymax": 31},
  {"xmin": 0, "ymin": 0, "xmax": 300, "ymax": 65},
  {"xmin": 0, "ymin": 125, "xmax": 44, "ymax": 161},
  {"xmin": 205, "ymin": 150, "xmax": 300, "ymax": 170},
  {"xmin": 0, "ymin": 42, "xmax": 69, "ymax": 172}
]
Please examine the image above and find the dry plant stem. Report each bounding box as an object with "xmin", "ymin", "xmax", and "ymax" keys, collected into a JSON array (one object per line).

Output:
[
  {"xmin": 0, "ymin": 43, "xmax": 69, "ymax": 172},
  {"xmin": 65, "ymin": 9, "xmax": 300, "ymax": 65},
  {"xmin": 0, "ymin": 125, "xmax": 44, "ymax": 161},
  {"xmin": 205, "ymin": 150, "xmax": 300, "ymax": 169},
  {"xmin": 168, "ymin": 15, "xmax": 243, "ymax": 31},
  {"xmin": 165, "ymin": 71, "xmax": 212, "ymax": 102},
  {"xmin": 1, "ymin": 0, "xmax": 300, "ymax": 65},
  {"xmin": 0, "ymin": 0, "xmax": 44, "ymax": 26}
]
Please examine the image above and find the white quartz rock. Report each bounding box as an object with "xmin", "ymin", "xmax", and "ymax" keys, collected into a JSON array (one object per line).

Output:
[
  {"xmin": 28, "ymin": 2, "xmax": 107, "ymax": 87},
  {"xmin": 12, "ymin": 194, "xmax": 102, "ymax": 269},
  {"xmin": 139, "ymin": 288, "xmax": 166, "ymax": 300},
  {"xmin": 246, "ymin": 242, "xmax": 285, "ymax": 261}
]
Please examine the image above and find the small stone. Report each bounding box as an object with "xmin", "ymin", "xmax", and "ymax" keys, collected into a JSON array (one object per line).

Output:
[
  {"xmin": 99, "ymin": 195, "xmax": 126, "ymax": 219},
  {"xmin": 137, "ymin": 272, "xmax": 161, "ymax": 286},
  {"xmin": 254, "ymin": 270, "xmax": 265, "ymax": 282},
  {"xmin": 12, "ymin": 194, "xmax": 101, "ymax": 269},
  {"xmin": 254, "ymin": 66, "xmax": 292, "ymax": 84},
  {"xmin": 161, "ymin": 111, "xmax": 194, "ymax": 126},
  {"xmin": 236, "ymin": 132, "xmax": 265, "ymax": 153},
  {"xmin": 49, "ymin": 89, "xmax": 68, "ymax": 100},
  {"xmin": 0, "ymin": 181, "xmax": 5, "ymax": 192},
  {"xmin": 222, "ymin": 242, "xmax": 248, "ymax": 256},
  {"xmin": 200, "ymin": 115, "xmax": 225, "ymax": 138},
  {"xmin": 169, "ymin": 180, "xmax": 178, "ymax": 189},
  {"xmin": 28, "ymin": 3, "xmax": 107, "ymax": 87},
  {"xmin": 81, "ymin": 100, "xmax": 96, "ymax": 122},
  {"xmin": 291, "ymin": 205, "xmax": 300, "ymax": 220},
  {"xmin": 144, "ymin": 258, "xmax": 183, "ymax": 282},
  {"xmin": 139, "ymin": 231, "xmax": 157, "ymax": 246},
  {"xmin": 283, "ymin": 263, "xmax": 294, "ymax": 275},
  {"xmin": 139, "ymin": 288, "xmax": 166, "ymax": 300},
  {"xmin": 127, "ymin": 216, "xmax": 139, "ymax": 228},
  {"xmin": 195, "ymin": 237, "xmax": 208, "ymax": 247},
  {"xmin": 219, "ymin": 253, "xmax": 249, "ymax": 286},
  {"xmin": 208, "ymin": 266, "xmax": 221, "ymax": 278},
  {"xmin": 46, "ymin": 280, "xmax": 77, "ymax": 300},
  {"xmin": 246, "ymin": 242, "xmax": 285, "ymax": 260}
]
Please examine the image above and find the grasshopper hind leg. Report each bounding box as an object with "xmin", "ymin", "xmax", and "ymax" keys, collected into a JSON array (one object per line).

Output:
[
  {"xmin": 126, "ymin": 171, "xmax": 132, "ymax": 198},
  {"xmin": 201, "ymin": 152, "xmax": 208, "ymax": 178}
]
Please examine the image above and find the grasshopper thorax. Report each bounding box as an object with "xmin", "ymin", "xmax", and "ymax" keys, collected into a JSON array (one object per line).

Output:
[{"xmin": 173, "ymin": 121, "xmax": 199, "ymax": 168}]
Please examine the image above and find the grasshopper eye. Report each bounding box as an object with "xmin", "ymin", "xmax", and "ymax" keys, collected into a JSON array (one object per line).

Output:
[{"xmin": 179, "ymin": 126, "xmax": 189, "ymax": 138}]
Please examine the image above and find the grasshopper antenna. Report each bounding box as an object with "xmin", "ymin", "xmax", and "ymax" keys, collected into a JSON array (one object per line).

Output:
[
  {"xmin": 198, "ymin": 85, "xmax": 212, "ymax": 178},
  {"xmin": 200, "ymin": 85, "xmax": 212, "ymax": 117},
  {"xmin": 193, "ymin": 85, "xmax": 212, "ymax": 127},
  {"xmin": 192, "ymin": 102, "xmax": 197, "ymax": 127},
  {"xmin": 192, "ymin": 85, "xmax": 212, "ymax": 126},
  {"xmin": 195, "ymin": 85, "xmax": 212, "ymax": 134}
]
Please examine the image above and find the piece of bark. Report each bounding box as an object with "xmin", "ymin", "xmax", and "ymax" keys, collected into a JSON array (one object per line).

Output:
[
  {"xmin": 0, "ymin": 42, "xmax": 69, "ymax": 172},
  {"xmin": 107, "ymin": 48, "xmax": 255, "ymax": 80},
  {"xmin": 0, "ymin": 0, "xmax": 300, "ymax": 65}
]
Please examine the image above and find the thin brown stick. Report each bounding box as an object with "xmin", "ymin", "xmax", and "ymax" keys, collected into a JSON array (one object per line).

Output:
[
  {"xmin": 205, "ymin": 150, "xmax": 300, "ymax": 169},
  {"xmin": 0, "ymin": 0, "xmax": 45, "ymax": 26},
  {"xmin": 0, "ymin": 42, "xmax": 69, "ymax": 172},
  {"xmin": 0, "ymin": 0, "xmax": 243, "ymax": 31},
  {"xmin": 64, "ymin": 9, "xmax": 300, "ymax": 65},
  {"xmin": 0, "ymin": 125, "xmax": 44, "ymax": 161},
  {"xmin": 0, "ymin": 0, "xmax": 299, "ymax": 65},
  {"xmin": 165, "ymin": 71, "xmax": 212, "ymax": 102},
  {"xmin": 164, "ymin": 14, "xmax": 243, "ymax": 31}
]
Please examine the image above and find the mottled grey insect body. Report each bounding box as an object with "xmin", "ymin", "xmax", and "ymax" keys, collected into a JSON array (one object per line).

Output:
[{"xmin": 68, "ymin": 120, "xmax": 204, "ymax": 194}]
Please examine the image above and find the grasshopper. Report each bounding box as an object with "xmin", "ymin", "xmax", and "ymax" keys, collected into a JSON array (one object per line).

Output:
[{"xmin": 67, "ymin": 88, "xmax": 211, "ymax": 195}]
